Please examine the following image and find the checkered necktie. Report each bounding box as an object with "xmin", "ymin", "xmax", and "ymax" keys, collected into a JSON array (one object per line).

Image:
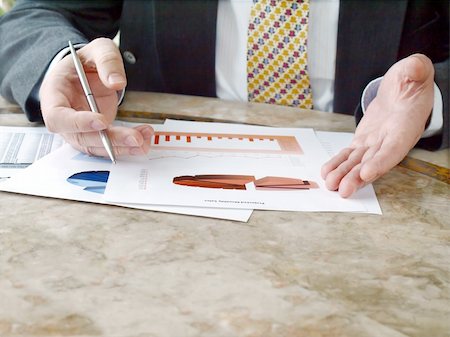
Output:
[{"xmin": 247, "ymin": 0, "xmax": 313, "ymax": 109}]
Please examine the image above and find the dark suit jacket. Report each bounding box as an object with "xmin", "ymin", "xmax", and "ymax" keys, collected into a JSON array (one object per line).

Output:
[{"xmin": 0, "ymin": 0, "xmax": 448, "ymax": 149}]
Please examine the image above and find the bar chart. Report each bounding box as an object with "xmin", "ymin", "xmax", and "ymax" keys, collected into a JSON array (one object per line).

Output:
[{"xmin": 151, "ymin": 131, "xmax": 303, "ymax": 155}]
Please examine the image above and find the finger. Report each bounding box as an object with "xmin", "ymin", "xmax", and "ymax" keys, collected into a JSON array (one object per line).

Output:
[
  {"xmin": 41, "ymin": 67, "xmax": 120, "ymax": 131},
  {"xmin": 70, "ymin": 142, "xmax": 145, "ymax": 158},
  {"xmin": 338, "ymin": 164, "xmax": 366, "ymax": 198},
  {"xmin": 64, "ymin": 125, "xmax": 154, "ymax": 158},
  {"xmin": 321, "ymin": 147, "xmax": 353, "ymax": 179},
  {"xmin": 44, "ymin": 97, "xmax": 118, "ymax": 133},
  {"xmin": 359, "ymin": 139, "xmax": 408, "ymax": 183},
  {"xmin": 360, "ymin": 142, "xmax": 382, "ymax": 164},
  {"xmin": 89, "ymin": 125, "xmax": 154, "ymax": 158},
  {"xmin": 323, "ymin": 147, "xmax": 367, "ymax": 191},
  {"xmin": 64, "ymin": 125, "xmax": 153, "ymax": 148},
  {"xmin": 135, "ymin": 124, "xmax": 154, "ymax": 153},
  {"xmin": 44, "ymin": 107, "xmax": 109, "ymax": 134},
  {"xmin": 88, "ymin": 93, "xmax": 120, "ymax": 125},
  {"xmin": 79, "ymin": 38, "xmax": 127, "ymax": 90}
]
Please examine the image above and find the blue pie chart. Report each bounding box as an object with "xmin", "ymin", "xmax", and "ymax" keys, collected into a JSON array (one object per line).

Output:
[{"xmin": 67, "ymin": 171, "xmax": 109, "ymax": 194}]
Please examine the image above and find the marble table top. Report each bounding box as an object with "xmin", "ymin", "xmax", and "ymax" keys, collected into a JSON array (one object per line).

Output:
[{"xmin": 0, "ymin": 92, "xmax": 449, "ymax": 337}]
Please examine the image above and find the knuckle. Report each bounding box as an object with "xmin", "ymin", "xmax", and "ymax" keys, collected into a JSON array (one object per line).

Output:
[
  {"xmin": 72, "ymin": 114, "xmax": 88, "ymax": 133},
  {"xmin": 98, "ymin": 51, "xmax": 120, "ymax": 66},
  {"xmin": 338, "ymin": 147, "xmax": 353, "ymax": 159},
  {"xmin": 72, "ymin": 118, "xmax": 83, "ymax": 133},
  {"xmin": 372, "ymin": 160, "xmax": 384, "ymax": 176},
  {"xmin": 74, "ymin": 132, "xmax": 87, "ymax": 147},
  {"xmin": 411, "ymin": 53, "xmax": 433, "ymax": 68},
  {"xmin": 92, "ymin": 37, "xmax": 113, "ymax": 47},
  {"xmin": 336, "ymin": 161, "xmax": 352, "ymax": 176},
  {"xmin": 84, "ymin": 146, "xmax": 95, "ymax": 157}
]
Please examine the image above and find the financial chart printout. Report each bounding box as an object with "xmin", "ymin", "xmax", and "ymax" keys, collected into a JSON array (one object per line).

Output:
[
  {"xmin": 151, "ymin": 131, "xmax": 303, "ymax": 154},
  {"xmin": 104, "ymin": 121, "xmax": 373, "ymax": 213}
]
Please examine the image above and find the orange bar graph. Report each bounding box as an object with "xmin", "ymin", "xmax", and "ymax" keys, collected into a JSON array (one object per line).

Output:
[{"xmin": 150, "ymin": 131, "xmax": 303, "ymax": 154}]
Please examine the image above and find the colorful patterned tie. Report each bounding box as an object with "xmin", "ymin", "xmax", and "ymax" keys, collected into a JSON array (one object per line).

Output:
[{"xmin": 247, "ymin": 0, "xmax": 313, "ymax": 109}]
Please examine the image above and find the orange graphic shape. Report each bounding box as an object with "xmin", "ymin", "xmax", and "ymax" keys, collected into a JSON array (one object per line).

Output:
[
  {"xmin": 254, "ymin": 176, "xmax": 318, "ymax": 190},
  {"xmin": 173, "ymin": 175, "xmax": 318, "ymax": 191},
  {"xmin": 173, "ymin": 175, "xmax": 255, "ymax": 190}
]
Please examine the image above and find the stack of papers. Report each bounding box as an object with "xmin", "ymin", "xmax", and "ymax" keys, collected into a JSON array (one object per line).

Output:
[
  {"xmin": 0, "ymin": 120, "xmax": 381, "ymax": 222},
  {"xmin": 0, "ymin": 126, "xmax": 64, "ymax": 179}
]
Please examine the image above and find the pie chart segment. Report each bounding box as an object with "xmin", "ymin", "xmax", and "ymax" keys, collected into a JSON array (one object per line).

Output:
[{"xmin": 67, "ymin": 171, "xmax": 109, "ymax": 194}]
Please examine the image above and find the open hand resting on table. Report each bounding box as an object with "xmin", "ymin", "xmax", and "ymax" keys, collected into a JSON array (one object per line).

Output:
[
  {"xmin": 39, "ymin": 38, "xmax": 153, "ymax": 157},
  {"xmin": 321, "ymin": 54, "xmax": 435, "ymax": 198}
]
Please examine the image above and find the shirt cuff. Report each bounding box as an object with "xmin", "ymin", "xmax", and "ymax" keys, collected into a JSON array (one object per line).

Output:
[
  {"xmin": 118, "ymin": 88, "xmax": 125, "ymax": 105},
  {"xmin": 46, "ymin": 43, "xmax": 87, "ymax": 76},
  {"xmin": 361, "ymin": 77, "xmax": 443, "ymax": 138}
]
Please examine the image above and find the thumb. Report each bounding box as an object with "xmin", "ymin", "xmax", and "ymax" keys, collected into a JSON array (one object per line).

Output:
[
  {"xmin": 78, "ymin": 37, "xmax": 127, "ymax": 90},
  {"xmin": 399, "ymin": 53, "xmax": 434, "ymax": 83}
]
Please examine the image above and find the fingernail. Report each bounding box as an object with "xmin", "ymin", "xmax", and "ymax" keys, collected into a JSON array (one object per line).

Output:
[
  {"xmin": 91, "ymin": 120, "xmax": 106, "ymax": 130},
  {"xmin": 125, "ymin": 135, "xmax": 138, "ymax": 146},
  {"xmin": 108, "ymin": 73, "xmax": 125, "ymax": 85}
]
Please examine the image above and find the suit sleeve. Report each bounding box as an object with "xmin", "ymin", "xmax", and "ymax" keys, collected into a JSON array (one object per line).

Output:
[
  {"xmin": 396, "ymin": 0, "xmax": 449, "ymax": 150},
  {"xmin": 416, "ymin": 59, "xmax": 449, "ymax": 150},
  {"xmin": 354, "ymin": 1, "xmax": 449, "ymax": 150},
  {"xmin": 0, "ymin": 0, "xmax": 122, "ymax": 122},
  {"xmin": 355, "ymin": 58, "xmax": 449, "ymax": 151}
]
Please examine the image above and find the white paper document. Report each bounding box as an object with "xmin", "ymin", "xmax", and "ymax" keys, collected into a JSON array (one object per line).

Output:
[
  {"xmin": 0, "ymin": 144, "xmax": 253, "ymax": 222},
  {"xmin": 0, "ymin": 126, "xmax": 64, "ymax": 178},
  {"xmin": 104, "ymin": 121, "xmax": 380, "ymax": 213},
  {"xmin": 0, "ymin": 120, "xmax": 381, "ymax": 219}
]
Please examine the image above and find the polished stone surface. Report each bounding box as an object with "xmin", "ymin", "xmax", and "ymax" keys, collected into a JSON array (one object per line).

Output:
[{"xmin": 0, "ymin": 93, "xmax": 449, "ymax": 337}]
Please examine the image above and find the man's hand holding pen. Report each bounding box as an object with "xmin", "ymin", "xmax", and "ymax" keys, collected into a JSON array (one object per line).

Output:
[{"xmin": 39, "ymin": 38, "xmax": 153, "ymax": 159}]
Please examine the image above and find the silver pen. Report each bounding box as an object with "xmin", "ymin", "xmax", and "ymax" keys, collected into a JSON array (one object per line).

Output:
[{"xmin": 68, "ymin": 41, "xmax": 116, "ymax": 164}]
